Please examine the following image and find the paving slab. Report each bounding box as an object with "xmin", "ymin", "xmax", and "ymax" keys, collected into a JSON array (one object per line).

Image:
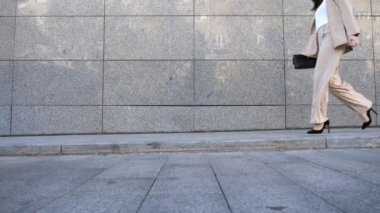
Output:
[{"xmin": 287, "ymin": 150, "xmax": 380, "ymax": 185}]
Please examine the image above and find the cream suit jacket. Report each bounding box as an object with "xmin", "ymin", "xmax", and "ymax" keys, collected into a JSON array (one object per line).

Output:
[{"xmin": 302, "ymin": 0, "xmax": 360, "ymax": 58}]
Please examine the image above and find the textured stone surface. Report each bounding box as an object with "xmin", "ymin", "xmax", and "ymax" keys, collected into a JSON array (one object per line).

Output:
[
  {"xmin": 139, "ymin": 193, "xmax": 230, "ymax": 213},
  {"xmin": 105, "ymin": 17, "xmax": 193, "ymax": 60},
  {"xmin": 103, "ymin": 106, "xmax": 193, "ymax": 133},
  {"xmin": 0, "ymin": 155, "xmax": 118, "ymax": 213},
  {"xmin": 16, "ymin": 0, "xmax": 104, "ymax": 16},
  {"xmin": 195, "ymin": 16, "xmax": 283, "ymax": 59},
  {"xmin": 218, "ymin": 177, "xmax": 340, "ymax": 212},
  {"xmin": 351, "ymin": 0, "xmax": 372, "ymax": 15},
  {"xmin": 13, "ymin": 61, "xmax": 103, "ymax": 105},
  {"xmin": 284, "ymin": 0, "xmax": 371, "ymax": 16},
  {"xmin": 0, "ymin": 106, "xmax": 10, "ymax": 135},
  {"xmin": 38, "ymin": 179, "xmax": 151, "ymax": 213},
  {"xmin": 319, "ymin": 189, "xmax": 380, "ymax": 213},
  {"xmin": 15, "ymin": 17, "xmax": 103, "ymax": 60},
  {"xmin": 210, "ymin": 153, "xmax": 340, "ymax": 212},
  {"xmin": 104, "ymin": 61, "xmax": 193, "ymax": 105},
  {"xmin": 0, "ymin": 18, "xmax": 15, "ymax": 60},
  {"xmin": 377, "ymin": 105, "xmax": 380, "ymax": 128},
  {"xmin": 139, "ymin": 155, "xmax": 230, "ymax": 213},
  {"xmin": 95, "ymin": 159, "xmax": 165, "ymax": 179},
  {"xmin": 374, "ymin": 0, "xmax": 380, "ymax": 15},
  {"xmin": 0, "ymin": 0, "xmax": 15, "ymax": 16},
  {"xmin": 342, "ymin": 18, "xmax": 373, "ymax": 60},
  {"xmin": 195, "ymin": 61, "xmax": 285, "ymax": 105},
  {"xmin": 285, "ymin": 61, "xmax": 313, "ymax": 105},
  {"xmin": 284, "ymin": 16, "xmax": 313, "ymax": 60},
  {"xmin": 11, "ymin": 106, "xmax": 102, "ymax": 135},
  {"xmin": 194, "ymin": 106, "xmax": 285, "ymax": 131},
  {"xmin": 286, "ymin": 105, "xmax": 311, "ymax": 129},
  {"xmin": 283, "ymin": 0, "xmax": 313, "ymax": 15},
  {"xmin": 106, "ymin": 0, "xmax": 192, "ymax": 15},
  {"xmin": 268, "ymin": 161, "xmax": 374, "ymax": 193},
  {"xmin": 0, "ymin": 61, "xmax": 12, "ymax": 105},
  {"xmin": 288, "ymin": 150, "xmax": 380, "ymax": 185},
  {"xmin": 286, "ymin": 60, "xmax": 375, "ymax": 105},
  {"xmin": 377, "ymin": 61, "xmax": 380, "ymax": 105},
  {"xmin": 195, "ymin": 0, "xmax": 282, "ymax": 15},
  {"xmin": 375, "ymin": 17, "xmax": 380, "ymax": 60}
]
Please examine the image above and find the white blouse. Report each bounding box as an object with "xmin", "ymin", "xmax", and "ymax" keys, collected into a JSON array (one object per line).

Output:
[{"xmin": 315, "ymin": 0, "xmax": 329, "ymax": 30}]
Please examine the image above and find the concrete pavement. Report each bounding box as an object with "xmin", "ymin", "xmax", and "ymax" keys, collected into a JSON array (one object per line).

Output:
[
  {"xmin": 0, "ymin": 149, "xmax": 379, "ymax": 212},
  {"xmin": 0, "ymin": 128, "xmax": 379, "ymax": 156}
]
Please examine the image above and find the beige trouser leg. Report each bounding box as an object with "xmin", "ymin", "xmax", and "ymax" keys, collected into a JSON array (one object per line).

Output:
[{"xmin": 310, "ymin": 24, "xmax": 372, "ymax": 124}]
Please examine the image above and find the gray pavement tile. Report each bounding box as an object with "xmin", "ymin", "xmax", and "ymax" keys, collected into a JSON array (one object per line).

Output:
[
  {"xmin": 217, "ymin": 177, "xmax": 341, "ymax": 213},
  {"xmin": 209, "ymin": 153, "xmax": 297, "ymax": 183},
  {"xmin": 322, "ymin": 149, "xmax": 380, "ymax": 165},
  {"xmin": 0, "ymin": 179, "xmax": 53, "ymax": 213},
  {"xmin": 152, "ymin": 176, "xmax": 221, "ymax": 194},
  {"xmin": 159, "ymin": 163, "xmax": 214, "ymax": 178},
  {"xmin": 361, "ymin": 149, "xmax": 380, "ymax": 155},
  {"xmin": 122, "ymin": 153, "xmax": 168, "ymax": 161},
  {"xmin": 138, "ymin": 193, "xmax": 231, "ymax": 213},
  {"xmin": 94, "ymin": 159, "xmax": 166, "ymax": 179},
  {"xmin": 36, "ymin": 179, "xmax": 152, "ymax": 213},
  {"xmin": 0, "ymin": 156, "xmax": 122, "ymax": 212},
  {"xmin": 287, "ymin": 150, "xmax": 380, "ymax": 185},
  {"xmin": 249, "ymin": 151, "xmax": 307, "ymax": 163},
  {"xmin": 208, "ymin": 153, "xmax": 268, "ymax": 176},
  {"xmin": 0, "ymin": 166, "xmax": 103, "ymax": 213},
  {"xmin": 268, "ymin": 161, "xmax": 374, "ymax": 192},
  {"xmin": 318, "ymin": 188, "xmax": 380, "ymax": 213},
  {"xmin": 159, "ymin": 153, "xmax": 214, "ymax": 178},
  {"xmin": 0, "ymin": 156, "xmax": 53, "ymax": 169}
]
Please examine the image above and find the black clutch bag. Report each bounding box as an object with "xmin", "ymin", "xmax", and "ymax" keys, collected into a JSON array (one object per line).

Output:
[{"xmin": 293, "ymin": 54, "xmax": 317, "ymax": 69}]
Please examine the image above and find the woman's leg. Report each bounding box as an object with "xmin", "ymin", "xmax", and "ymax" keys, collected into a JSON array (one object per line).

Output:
[
  {"xmin": 310, "ymin": 24, "xmax": 345, "ymax": 126},
  {"xmin": 329, "ymin": 66, "xmax": 372, "ymax": 122}
]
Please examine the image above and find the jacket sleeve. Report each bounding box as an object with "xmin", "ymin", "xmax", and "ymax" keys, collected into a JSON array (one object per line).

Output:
[{"xmin": 336, "ymin": 0, "xmax": 360, "ymax": 36}]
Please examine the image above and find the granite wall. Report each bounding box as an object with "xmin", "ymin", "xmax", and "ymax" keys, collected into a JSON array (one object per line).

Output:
[{"xmin": 0, "ymin": 0, "xmax": 379, "ymax": 135}]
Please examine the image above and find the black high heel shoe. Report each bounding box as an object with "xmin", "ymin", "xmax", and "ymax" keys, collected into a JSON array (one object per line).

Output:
[
  {"xmin": 362, "ymin": 108, "xmax": 377, "ymax": 130},
  {"xmin": 307, "ymin": 120, "xmax": 330, "ymax": 134}
]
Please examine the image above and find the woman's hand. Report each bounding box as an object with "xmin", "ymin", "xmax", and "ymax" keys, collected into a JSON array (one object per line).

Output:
[{"xmin": 348, "ymin": 35, "xmax": 360, "ymax": 48}]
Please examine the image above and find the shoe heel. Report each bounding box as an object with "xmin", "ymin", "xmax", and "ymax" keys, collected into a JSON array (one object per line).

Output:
[
  {"xmin": 371, "ymin": 109, "xmax": 378, "ymax": 115},
  {"xmin": 326, "ymin": 120, "xmax": 330, "ymax": 133}
]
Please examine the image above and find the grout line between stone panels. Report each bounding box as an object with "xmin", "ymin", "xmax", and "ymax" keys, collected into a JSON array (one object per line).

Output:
[
  {"xmin": 193, "ymin": 0, "xmax": 196, "ymax": 132},
  {"xmin": 282, "ymin": 0, "xmax": 287, "ymax": 129},
  {"xmin": 3, "ymin": 59, "xmax": 372, "ymax": 62},
  {"xmin": 370, "ymin": 1, "xmax": 378, "ymax": 126},
  {"xmin": 102, "ymin": 0, "xmax": 106, "ymax": 134},
  {"xmin": 10, "ymin": 1, "xmax": 18, "ymax": 135}
]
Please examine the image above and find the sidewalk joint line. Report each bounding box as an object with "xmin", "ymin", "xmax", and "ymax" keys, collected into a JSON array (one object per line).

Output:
[
  {"xmin": 292, "ymin": 153, "xmax": 380, "ymax": 187},
  {"xmin": 252, "ymin": 155, "xmax": 347, "ymax": 213},
  {"xmin": 208, "ymin": 158, "xmax": 234, "ymax": 213},
  {"xmin": 33, "ymin": 155, "xmax": 126, "ymax": 211},
  {"xmin": 136, "ymin": 157, "xmax": 169, "ymax": 213}
]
